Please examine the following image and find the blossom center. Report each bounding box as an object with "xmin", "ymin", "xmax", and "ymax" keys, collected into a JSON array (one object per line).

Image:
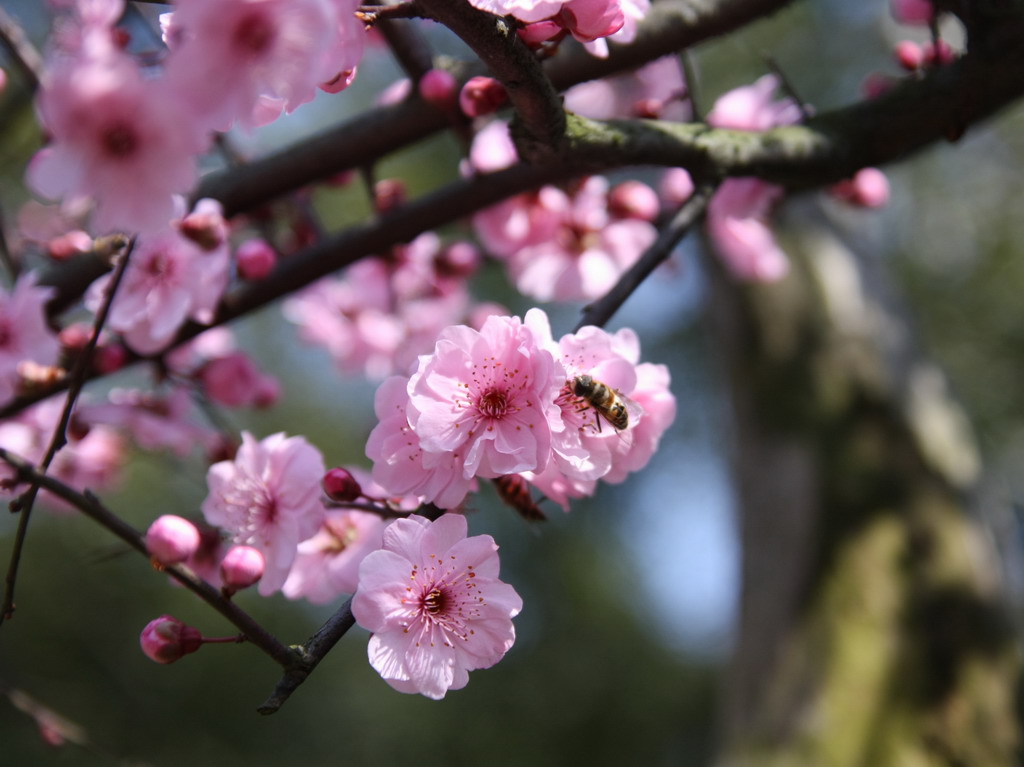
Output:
[
  {"xmin": 100, "ymin": 121, "xmax": 139, "ymax": 160},
  {"xmin": 234, "ymin": 12, "xmax": 275, "ymax": 57},
  {"xmin": 423, "ymin": 588, "xmax": 446, "ymax": 615},
  {"xmin": 477, "ymin": 388, "xmax": 510, "ymax": 418}
]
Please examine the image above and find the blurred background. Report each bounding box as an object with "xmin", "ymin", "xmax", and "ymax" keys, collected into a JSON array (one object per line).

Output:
[{"xmin": 2, "ymin": 1, "xmax": 1022, "ymax": 764}]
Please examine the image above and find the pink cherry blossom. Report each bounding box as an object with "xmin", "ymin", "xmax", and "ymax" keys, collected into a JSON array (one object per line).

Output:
[
  {"xmin": 282, "ymin": 509, "xmax": 388, "ymax": 604},
  {"xmin": 703, "ymin": 76, "xmax": 803, "ymax": 282},
  {"xmin": 77, "ymin": 386, "xmax": 220, "ymax": 457},
  {"xmin": 580, "ymin": 0, "xmax": 649, "ymax": 57},
  {"xmin": 0, "ymin": 397, "xmax": 125, "ymax": 512},
  {"xmin": 0, "ymin": 273, "xmax": 61, "ymax": 407},
  {"xmin": 565, "ymin": 55, "xmax": 689, "ymax": 122},
  {"xmin": 469, "ymin": 0, "xmax": 570, "ymax": 23},
  {"xmin": 198, "ymin": 352, "xmax": 279, "ymax": 409},
  {"xmin": 165, "ymin": 0, "xmax": 363, "ymax": 130},
  {"xmin": 85, "ymin": 224, "xmax": 230, "ymax": 354},
  {"xmin": 365, "ymin": 376, "xmax": 476, "ymax": 509},
  {"xmin": 352, "ymin": 513, "xmax": 523, "ymax": 699},
  {"xmin": 202, "ymin": 431, "xmax": 327, "ymax": 595},
  {"xmin": 407, "ymin": 313, "xmax": 561, "ymax": 479},
  {"xmin": 706, "ymin": 179, "xmax": 790, "ymax": 282},
  {"xmin": 146, "ymin": 514, "xmax": 201, "ymax": 565},
  {"xmin": 28, "ymin": 19, "xmax": 208, "ymax": 234}
]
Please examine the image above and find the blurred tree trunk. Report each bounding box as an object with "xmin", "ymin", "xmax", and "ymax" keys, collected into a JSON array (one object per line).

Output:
[{"xmin": 708, "ymin": 215, "xmax": 1020, "ymax": 766}]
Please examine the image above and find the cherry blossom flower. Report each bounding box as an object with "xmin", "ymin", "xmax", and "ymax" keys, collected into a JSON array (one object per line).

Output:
[
  {"xmin": 366, "ymin": 376, "xmax": 476, "ymax": 509},
  {"xmin": 0, "ymin": 397, "xmax": 124, "ymax": 512},
  {"xmin": 0, "ymin": 273, "xmax": 61, "ymax": 408},
  {"xmin": 28, "ymin": 11, "xmax": 208, "ymax": 234},
  {"xmin": 201, "ymin": 432, "xmax": 326, "ymax": 595},
  {"xmin": 703, "ymin": 75, "xmax": 803, "ymax": 282},
  {"xmin": 284, "ymin": 234, "xmax": 472, "ymax": 379},
  {"xmin": 164, "ymin": 0, "xmax": 364, "ymax": 130},
  {"xmin": 406, "ymin": 312, "xmax": 561, "ymax": 479},
  {"xmin": 565, "ymin": 55, "xmax": 688, "ymax": 122},
  {"xmin": 282, "ymin": 509, "xmax": 388, "ymax": 604},
  {"xmin": 85, "ymin": 223, "xmax": 230, "ymax": 354},
  {"xmin": 352, "ymin": 513, "xmax": 523, "ymax": 699},
  {"xmin": 469, "ymin": 0, "xmax": 570, "ymax": 23}
]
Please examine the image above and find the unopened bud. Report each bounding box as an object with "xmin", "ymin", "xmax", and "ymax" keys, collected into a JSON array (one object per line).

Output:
[
  {"xmin": 435, "ymin": 242, "xmax": 480, "ymax": 279},
  {"xmin": 235, "ymin": 238, "xmax": 277, "ymax": 281},
  {"xmin": 609, "ymin": 181, "xmax": 660, "ymax": 221},
  {"xmin": 894, "ymin": 40, "xmax": 924, "ymax": 71},
  {"xmin": 177, "ymin": 206, "xmax": 228, "ymax": 251},
  {"xmin": 146, "ymin": 515, "xmax": 201, "ymax": 566},
  {"xmin": 374, "ymin": 179, "xmax": 407, "ymax": 214},
  {"xmin": 139, "ymin": 615, "xmax": 203, "ymax": 664},
  {"xmin": 418, "ymin": 69, "xmax": 458, "ymax": 111},
  {"xmin": 659, "ymin": 168, "xmax": 695, "ymax": 208},
  {"xmin": 830, "ymin": 167, "xmax": 890, "ymax": 209},
  {"xmin": 459, "ymin": 76, "xmax": 508, "ymax": 118},
  {"xmin": 220, "ymin": 546, "xmax": 265, "ymax": 593},
  {"xmin": 323, "ymin": 467, "xmax": 362, "ymax": 503},
  {"xmin": 94, "ymin": 344, "xmax": 127, "ymax": 374},
  {"xmin": 47, "ymin": 230, "xmax": 93, "ymax": 261}
]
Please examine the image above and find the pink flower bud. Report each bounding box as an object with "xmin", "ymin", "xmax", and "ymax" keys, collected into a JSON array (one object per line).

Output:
[
  {"xmin": 235, "ymin": 238, "xmax": 277, "ymax": 281},
  {"xmin": 177, "ymin": 203, "xmax": 228, "ymax": 251},
  {"xmin": 139, "ymin": 615, "xmax": 203, "ymax": 664},
  {"xmin": 895, "ymin": 40, "xmax": 924, "ymax": 71},
  {"xmin": 923, "ymin": 40, "xmax": 955, "ymax": 67},
  {"xmin": 199, "ymin": 352, "xmax": 263, "ymax": 408},
  {"xmin": 659, "ymin": 168, "xmax": 695, "ymax": 208},
  {"xmin": 418, "ymin": 69, "xmax": 458, "ymax": 110},
  {"xmin": 435, "ymin": 242, "xmax": 480, "ymax": 279},
  {"xmin": 59, "ymin": 323, "xmax": 92, "ymax": 353},
  {"xmin": 94, "ymin": 344, "xmax": 127, "ymax": 374},
  {"xmin": 323, "ymin": 467, "xmax": 362, "ymax": 503},
  {"xmin": 609, "ymin": 181, "xmax": 660, "ymax": 222},
  {"xmin": 146, "ymin": 515, "xmax": 201, "ymax": 565},
  {"xmin": 459, "ymin": 76, "xmax": 508, "ymax": 118},
  {"xmin": 374, "ymin": 179, "xmax": 407, "ymax": 213},
  {"xmin": 253, "ymin": 375, "xmax": 281, "ymax": 409},
  {"xmin": 47, "ymin": 230, "xmax": 93, "ymax": 261},
  {"xmin": 220, "ymin": 546, "xmax": 265, "ymax": 592},
  {"xmin": 830, "ymin": 167, "xmax": 890, "ymax": 209}
]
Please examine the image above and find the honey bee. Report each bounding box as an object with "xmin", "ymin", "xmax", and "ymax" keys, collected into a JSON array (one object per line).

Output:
[{"xmin": 571, "ymin": 375, "xmax": 643, "ymax": 434}]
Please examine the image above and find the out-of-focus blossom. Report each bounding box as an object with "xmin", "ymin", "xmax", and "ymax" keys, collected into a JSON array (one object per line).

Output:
[
  {"xmin": 282, "ymin": 509, "xmax": 388, "ymax": 604},
  {"xmin": 28, "ymin": 5, "xmax": 208, "ymax": 234},
  {"xmin": 458, "ymin": 76, "xmax": 508, "ymax": 118},
  {"xmin": 235, "ymin": 238, "xmax": 278, "ymax": 281},
  {"xmin": 830, "ymin": 168, "xmax": 890, "ymax": 209},
  {"xmin": 891, "ymin": 0, "xmax": 934, "ymax": 25},
  {"xmin": 352, "ymin": 513, "xmax": 523, "ymax": 699},
  {"xmin": 0, "ymin": 273, "xmax": 61, "ymax": 408},
  {"xmin": 201, "ymin": 431, "xmax": 326, "ymax": 595},
  {"xmin": 418, "ymin": 68, "xmax": 458, "ymax": 111},
  {"xmin": 85, "ymin": 224, "xmax": 230, "ymax": 354}
]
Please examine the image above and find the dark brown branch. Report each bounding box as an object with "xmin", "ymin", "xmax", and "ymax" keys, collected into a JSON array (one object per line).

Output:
[
  {"xmin": 0, "ymin": 447, "xmax": 299, "ymax": 667},
  {"xmin": 576, "ymin": 181, "xmax": 718, "ymax": 331}
]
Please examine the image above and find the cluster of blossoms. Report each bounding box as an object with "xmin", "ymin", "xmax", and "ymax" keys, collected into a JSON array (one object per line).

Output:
[
  {"xmin": 28, "ymin": 0, "xmax": 365, "ymax": 236},
  {"xmin": 284, "ymin": 233, "xmax": 484, "ymax": 380},
  {"xmin": 470, "ymin": 122, "xmax": 659, "ymax": 302},
  {"xmin": 366, "ymin": 308, "xmax": 675, "ymax": 510}
]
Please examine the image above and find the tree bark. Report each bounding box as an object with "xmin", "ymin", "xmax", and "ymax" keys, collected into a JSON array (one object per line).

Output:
[{"xmin": 709, "ymin": 215, "xmax": 1019, "ymax": 766}]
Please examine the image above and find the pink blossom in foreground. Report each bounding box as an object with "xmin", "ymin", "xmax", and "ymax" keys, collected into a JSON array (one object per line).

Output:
[
  {"xmin": 366, "ymin": 376, "xmax": 476, "ymax": 509},
  {"xmin": 201, "ymin": 431, "xmax": 326, "ymax": 595},
  {"xmin": 0, "ymin": 273, "xmax": 61, "ymax": 407},
  {"xmin": 706, "ymin": 74, "xmax": 802, "ymax": 132},
  {"xmin": 580, "ymin": 0, "xmax": 649, "ymax": 57},
  {"xmin": 469, "ymin": 0, "xmax": 569, "ymax": 23},
  {"xmin": 85, "ymin": 224, "xmax": 230, "ymax": 354},
  {"xmin": 352, "ymin": 513, "xmax": 522, "ymax": 699},
  {"xmin": 28, "ymin": 21, "xmax": 207, "ymax": 234},
  {"xmin": 407, "ymin": 312, "xmax": 561, "ymax": 479},
  {"xmin": 282, "ymin": 509, "xmax": 388, "ymax": 604}
]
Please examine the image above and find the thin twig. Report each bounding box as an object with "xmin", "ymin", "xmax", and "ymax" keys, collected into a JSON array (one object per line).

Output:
[
  {"xmin": 0, "ymin": 236, "xmax": 135, "ymax": 627},
  {"xmin": 0, "ymin": 447, "xmax": 298, "ymax": 667},
  {"xmin": 680, "ymin": 50, "xmax": 702, "ymax": 122},
  {"xmin": 576, "ymin": 182, "xmax": 718, "ymax": 331},
  {"xmin": 0, "ymin": 6, "xmax": 44, "ymax": 91}
]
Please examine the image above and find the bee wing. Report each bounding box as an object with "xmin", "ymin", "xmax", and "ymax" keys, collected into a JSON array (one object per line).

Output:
[{"xmin": 621, "ymin": 392, "xmax": 644, "ymax": 429}]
